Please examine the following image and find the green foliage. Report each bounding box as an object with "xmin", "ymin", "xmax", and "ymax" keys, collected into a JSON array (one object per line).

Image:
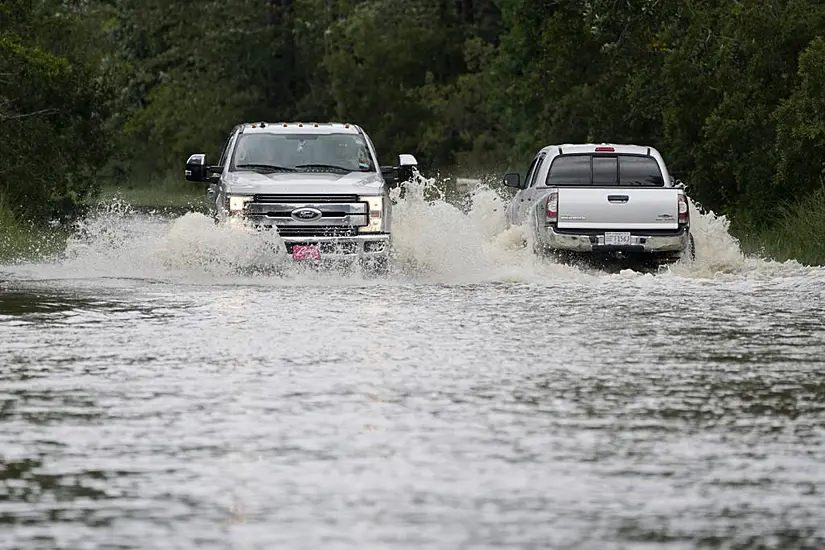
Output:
[
  {"xmin": 0, "ymin": 190, "xmax": 66, "ymax": 263},
  {"xmin": 684, "ymin": 1, "xmax": 825, "ymax": 226},
  {"xmin": 323, "ymin": 0, "xmax": 465, "ymax": 165},
  {"xmin": 774, "ymin": 37, "xmax": 825, "ymax": 200},
  {"xmin": 99, "ymin": 175, "xmax": 206, "ymax": 210},
  {"xmin": 739, "ymin": 188, "xmax": 825, "ymax": 266},
  {"xmin": 4, "ymin": 0, "xmax": 825, "ymax": 262},
  {"xmin": 0, "ymin": 0, "xmax": 110, "ymax": 222},
  {"xmin": 417, "ymin": 36, "xmax": 503, "ymax": 174}
]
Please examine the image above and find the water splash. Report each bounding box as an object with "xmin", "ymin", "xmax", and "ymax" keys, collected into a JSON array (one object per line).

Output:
[
  {"xmin": 666, "ymin": 200, "xmax": 747, "ymax": 277},
  {"xmin": 59, "ymin": 200, "xmax": 288, "ymax": 280},
  {"xmin": 666, "ymin": 199, "xmax": 819, "ymax": 280},
  {"xmin": 389, "ymin": 174, "xmax": 563, "ymax": 282},
  {"xmin": 2, "ymin": 175, "xmax": 821, "ymax": 284}
]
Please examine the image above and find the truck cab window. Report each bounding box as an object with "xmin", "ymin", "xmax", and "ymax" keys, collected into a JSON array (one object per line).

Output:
[
  {"xmin": 592, "ymin": 157, "xmax": 618, "ymax": 184},
  {"xmin": 619, "ymin": 156, "xmax": 664, "ymax": 186},
  {"xmin": 523, "ymin": 155, "xmax": 540, "ymax": 188},
  {"xmin": 547, "ymin": 154, "xmax": 664, "ymax": 187},
  {"xmin": 547, "ymin": 155, "xmax": 591, "ymax": 186},
  {"xmin": 528, "ymin": 153, "xmax": 546, "ymax": 187},
  {"xmin": 218, "ymin": 132, "xmax": 235, "ymax": 167}
]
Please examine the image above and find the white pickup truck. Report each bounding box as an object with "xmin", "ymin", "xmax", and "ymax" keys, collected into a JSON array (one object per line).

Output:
[
  {"xmin": 503, "ymin": 144, "xmax": 694, "ymax": 264},
  {"xmin": 184, "ymin": 121, "xmax": 419, "ymax": 273}
]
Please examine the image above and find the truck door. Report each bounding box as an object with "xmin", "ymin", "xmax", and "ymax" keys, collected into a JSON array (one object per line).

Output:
[
  {"xmin": 511, "ymin": 153, "xmax": 544, "ymax": 224},
  {"xmin": 519, "ymin": 152, "xmax": 546, "ymax": 224},
  {"xmin": 210, "ymin": 131, "xmax": 237, "ymax": 210}
]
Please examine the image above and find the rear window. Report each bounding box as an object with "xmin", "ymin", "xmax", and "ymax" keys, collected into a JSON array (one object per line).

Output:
[{"xmin": 547, "ymin": 154, "xmax": 664, "ymax": 187}]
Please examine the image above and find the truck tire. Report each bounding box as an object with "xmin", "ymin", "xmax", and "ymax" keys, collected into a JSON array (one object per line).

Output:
[{"xmin": 686, "ymin": 232, "xmax": 696, "ymax": 261}]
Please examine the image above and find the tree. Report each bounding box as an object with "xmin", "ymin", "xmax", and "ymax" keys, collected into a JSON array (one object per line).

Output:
[
  {"xmin": 323, "ymin": 0, "xmax": 465, "ymax": 166},
  {"xmin": 774, "ymin": 37, "xmax": 825, "ymax": 201},
  {"xmin": 0, "ymin": 0, "xmax": 111, "ymax": 221}
]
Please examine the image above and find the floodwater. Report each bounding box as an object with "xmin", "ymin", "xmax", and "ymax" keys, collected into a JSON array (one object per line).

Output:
[{"xmin": 2, "ymin": 180, "xmax": 825, "ymax": 549}]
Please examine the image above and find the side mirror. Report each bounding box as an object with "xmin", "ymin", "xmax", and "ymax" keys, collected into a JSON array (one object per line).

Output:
[
  {"xmin": 398, "ymin": 153, "xmax": 418, "ymax": 167},
  {"xmin": 395, "ymin": 153, "xmax": 419, "ymax": 185},
  {"xmin": 185, "ymin": 153, "xmax": 208, "ymax": 182},
  {"xmin": 380, "ymin": 165, "xmax": 396, "ymax": 177},
  {"xmin": 503, "ymin": 172, "xmax": 521, "ymax": 189}
]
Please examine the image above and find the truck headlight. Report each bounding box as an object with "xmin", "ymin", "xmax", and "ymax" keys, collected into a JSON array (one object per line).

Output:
[
  {"xmin": 360, "ymin": 195, "xmax": 385, "ymax": 233},
  {"xmin": 227, "ymin": 195, "xmax": 253, "ymax": 214}
]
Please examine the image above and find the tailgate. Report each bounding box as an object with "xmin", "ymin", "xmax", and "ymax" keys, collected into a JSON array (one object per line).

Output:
[{"xmin": 556, "ymin": 188, "xmax": 680, "ymax": 230}]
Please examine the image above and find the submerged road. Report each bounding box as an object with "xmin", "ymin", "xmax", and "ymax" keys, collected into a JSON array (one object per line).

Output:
[{"xmin": 2, "ymin": 198, "xmax": 825, "ymax": 549}]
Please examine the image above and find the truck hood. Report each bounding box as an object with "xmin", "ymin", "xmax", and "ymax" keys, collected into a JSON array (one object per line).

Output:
[{"xmin": 223, "ymin": 171, "xmax": 385, "ymax": 196}]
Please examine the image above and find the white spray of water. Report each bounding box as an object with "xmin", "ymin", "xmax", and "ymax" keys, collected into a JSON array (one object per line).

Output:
[
  {"xmin": 4, "ymin": 175, "xmax": 822, "ymax": 284},
  {"xmin": 665, "ymin": 200, "xmax": 747, "ymax": 278},
  {"xmin": 388, "ymin": 176, "xmax": 578, "ymax": 283},
  {"xmin": 59, "ymin": 200, "xmax": 288, "ymax": 280},
  {"xmin": 666, "ymin": 199, "xmax": 819, "ymax": 280}
]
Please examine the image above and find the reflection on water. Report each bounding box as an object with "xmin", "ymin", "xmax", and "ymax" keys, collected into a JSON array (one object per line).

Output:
[{"xmin": 0, "ymin": 291, "xmax": 95, "ymax": 317}]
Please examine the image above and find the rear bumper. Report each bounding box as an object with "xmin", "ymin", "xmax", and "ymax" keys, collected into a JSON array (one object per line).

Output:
[{"xmin": 537, "ymin": 225, "xmax": 689, "ymax": 254}]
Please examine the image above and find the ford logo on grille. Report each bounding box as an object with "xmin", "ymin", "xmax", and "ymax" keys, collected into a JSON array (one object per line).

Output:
[{"xmin": 291, "ymin": 207, "xmax": 323, "ymax": 222}]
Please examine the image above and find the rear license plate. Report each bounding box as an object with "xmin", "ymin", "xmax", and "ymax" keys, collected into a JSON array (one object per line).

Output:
[
  {"xmin": 292, "ymin": 245, "xmax": 321, "ymax": 261},
  {"xmin": 604, "ymin": 232, "xmax": 632, "ymax": 246}
]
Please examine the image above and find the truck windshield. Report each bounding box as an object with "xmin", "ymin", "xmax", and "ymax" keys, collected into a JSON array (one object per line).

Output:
[
  {"xmin": 547, "ymin": 154, "xmax": 664, "ymax": 186},
  {"xmin": 231, "ymin": 133, "xmax": 375, "ymax": 173}
]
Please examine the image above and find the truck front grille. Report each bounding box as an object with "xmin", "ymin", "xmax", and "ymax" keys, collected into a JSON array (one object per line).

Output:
[
  {"xmin": 274, "ymin": 226, "xmax": 358, "ymax": 238},
  {"xmin": 259, "ymin": 210, "xmax": 351, "ymax": 218}
]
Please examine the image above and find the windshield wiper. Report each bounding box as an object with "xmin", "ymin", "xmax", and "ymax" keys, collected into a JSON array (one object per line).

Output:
[
  {"xmin": 236, "ymin": 163, "xmax": 295, "ymax": 172},
  {"xmin": 295, "ymin": 163, "xmax": 363, "ymax": 173}
]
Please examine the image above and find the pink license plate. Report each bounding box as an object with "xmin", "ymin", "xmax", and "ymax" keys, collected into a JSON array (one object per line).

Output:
[{"xmin": 292, "ymin": 245, "xmax": 321, "ymax": 261}]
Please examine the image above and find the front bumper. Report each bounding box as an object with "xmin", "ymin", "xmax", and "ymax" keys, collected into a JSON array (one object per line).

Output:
[
  {"xmin": 279, "ymin": 234, "xmax": 390, "ymax": 259},
  {"xmin": 223, "ymin": 213, "xmax": 391, "ymax": 260},
  {"xmin": 537, "ymin": 225, "xmax": 689, "ymax": 254}
]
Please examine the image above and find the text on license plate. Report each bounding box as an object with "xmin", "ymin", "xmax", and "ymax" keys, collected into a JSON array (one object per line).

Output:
[
  {"xmin": 604, "ymin": 232, "xmax": 632, "ymax": 246},
  {"xmin": 292, "ymin": 245, "xmax": 321, "ymax": 260}
]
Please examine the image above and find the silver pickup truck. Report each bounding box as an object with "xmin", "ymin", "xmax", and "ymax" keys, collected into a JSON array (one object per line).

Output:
[
  {"xmin": 503, "ymin": 144, "xmax": 694, "ymax": 264},
  {"xmin": 184, "ymin": 121, "xmax": 418, "ymax": 271}
]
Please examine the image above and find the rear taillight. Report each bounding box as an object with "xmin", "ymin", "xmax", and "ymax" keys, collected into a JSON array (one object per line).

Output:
[
  {"xmin": 678, "ymin": 193, "xmax": 689, "ymax": 225},
  {"xmin": 546, "ymin": 190, "xmax": 559, "ymax": 223}
]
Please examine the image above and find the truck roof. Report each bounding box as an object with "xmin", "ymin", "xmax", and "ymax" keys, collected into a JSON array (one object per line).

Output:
[
  {"xmin": 550, "ymin": 144, "xmax": 654, "ymax": 155},
  {"xmin": 239, "ymin": 122, "xmax": 361, "ymax": 135}
]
